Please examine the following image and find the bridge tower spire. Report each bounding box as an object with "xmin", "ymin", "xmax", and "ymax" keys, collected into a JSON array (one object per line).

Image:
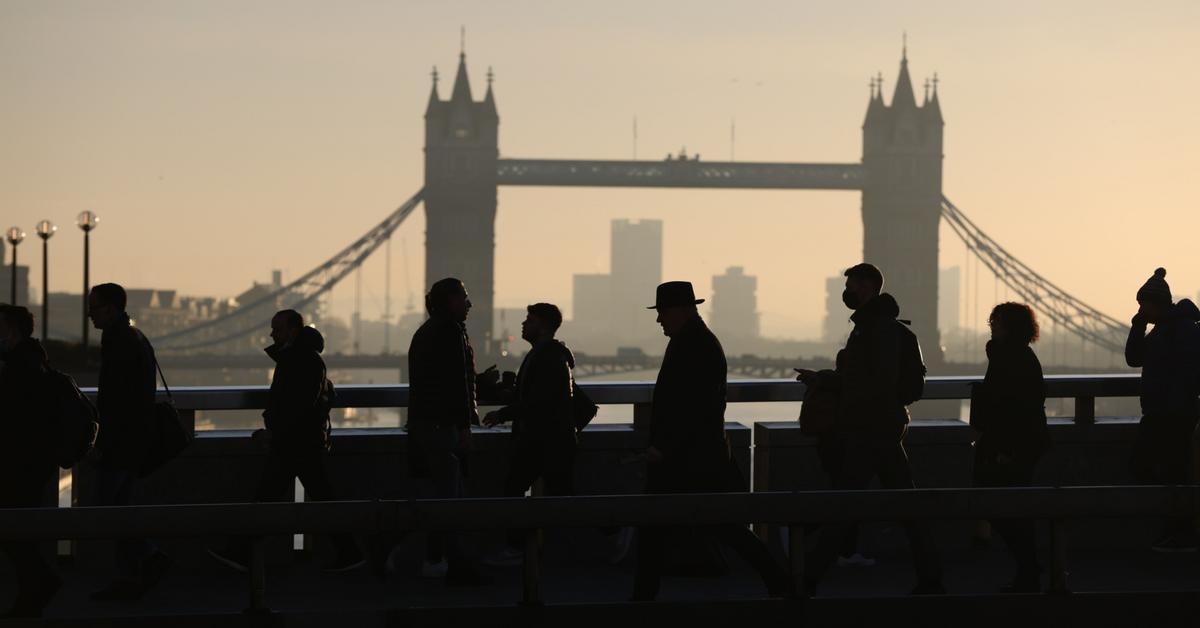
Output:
[
  {"xmin": 861, "ymin": 44, "xmax": 945, "ymax": 364},
  {"xmin": 424, "ymin": 48, "xmax": 499, "ymax": 350}
]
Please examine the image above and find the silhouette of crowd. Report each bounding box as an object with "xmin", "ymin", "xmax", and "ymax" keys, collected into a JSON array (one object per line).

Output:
[{"xmin": 2, "ymin": 263, "xmax": 1198, "ymax": 617}]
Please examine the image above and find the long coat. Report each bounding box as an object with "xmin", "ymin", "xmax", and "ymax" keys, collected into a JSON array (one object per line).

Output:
[
  {"xmin": 0, "ymin": 337, "xmax": 57, "ymax": 498},
  {"xmin": 971, "ymin": 339, "xmax": 1049, "ymax": 461},
  {"xmin": 263, "ymin": 326, "xmax": 331, "ymax": 451},
  {"xmin": 647, "ymin": 316, "xmax": 739, "ymax": 493}
]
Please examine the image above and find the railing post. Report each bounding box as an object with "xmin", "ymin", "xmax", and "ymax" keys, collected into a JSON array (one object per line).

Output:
[
  {"xmin": 1047, "ymin": 518, "xmax": 1070, "ymax": 595},
  {"xmin": 633, "ymin": 402, "xmax": 653, "ymax": 432},
  {"xmin": 788, "ymin": 524, "xmax": 807, "ymax": 601},
  {"xmin": 245, "ymin": 536, "xmax": 269, "ymax": 614},
  {"xmin": 1074, "ymin": 396, "xmax": 1095, "ymax": 425},
  {"xmin": 521, "ymin": 529, "xmax": 543, "ymax": 606}
]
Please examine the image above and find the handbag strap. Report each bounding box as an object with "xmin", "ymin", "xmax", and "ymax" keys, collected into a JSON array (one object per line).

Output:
[{"xmin": 141, "ymin": 328, "xmax": 174, "ymax": 402}]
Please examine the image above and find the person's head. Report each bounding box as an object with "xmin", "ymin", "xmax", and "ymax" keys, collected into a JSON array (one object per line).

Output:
[
  {"xmin": 270, "ymin": 309, "xmax": 304, "ymax": 347},
  {"xmin": 842, "ymin": 263, "xmax": 884, "ymax": 311},
  {"xmin": 425, "ymin": 278, "xmax": 471, "ymax": 323},
  {"xmin": 0, "ymin": 304, "xmax": 34, "ymax": 352},
  {"xmin": 1136, "ymin": 267, "xmax": 1173, "ymax": 325},
  {"xmin": 648, "ymin": 281, "xmax": 705, "ymax": 337},
  {"xmin": 522, "ymin": 303, "xmax": 562, "ymax": 344},
  {"xmin": 988, "ymin": 302, "xmax": 1040, "ymax": 345},
  {"xmin": 88, "ymin": 283, "xmax": 127, "ymax": 330}
]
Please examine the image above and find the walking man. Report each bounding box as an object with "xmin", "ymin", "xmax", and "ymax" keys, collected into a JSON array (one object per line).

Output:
[
  {"xmin": 796, "ymin": 264, "xmax": 943, "ymax": 595},
  {"xmin": 87, "ymin": 283, "xmax": 171, "ymax": 601},
  {"xmin": 632, "ymin": 281, "xmax": 788, "ymax": 601},
  {"xmin": 482, "ymin": 303, "xmax": 578, "ymax": 566}
]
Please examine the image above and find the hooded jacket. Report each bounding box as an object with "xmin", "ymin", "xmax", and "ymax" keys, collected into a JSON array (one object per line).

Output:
[
  {"xmin": 1125, "ymin": 299, "xmax": 1200, "ymax": 421},
  {"xmin": 491, "ymin": 338, "xmax": 576, "ymax": 444},
  {"xmin": 834, "ymin": 293, "xmax": 910, "ymax": 439},
  {"xmin": 263, "ymin": 326, "xmax": 331, "ymax": 450},
  {"xmin": 0, "ymin": 337, "xmax": 56, "ymax": 483},
  {"xmin": 96, "ymin": 314, "xmax": 157, "ymax": 470}
]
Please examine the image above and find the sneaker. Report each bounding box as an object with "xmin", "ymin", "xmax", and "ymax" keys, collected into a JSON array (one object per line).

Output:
[
  {"xmin": 420, "ymin": 559, "xmax": 449, "ymax": 579},
  {"xmin": 90, "ymin": 580, "xmax": 145, "ymax": 602},
  {"xmin": 481, "ymin": 546, "xmax": 524, "ymax": 567},
  {"xmin": 1151, "ymin": 534, "xmax": 1199, "ymax": 553},
  {"xmin": 206, "ymin": 547, "xmax": 249, "ymax": 574},
  {"xmin": 837, "ymin": 552, "xmax": 877, "ymax": 567},
  {"xmin": 140, "ymin": 551, "xmax": 172, "ymax": 592},
  {"xmin": 322, "ymin": 551, "xmax": 367, "ymax": 574}
]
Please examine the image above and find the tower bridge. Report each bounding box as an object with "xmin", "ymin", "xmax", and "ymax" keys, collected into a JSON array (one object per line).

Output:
[{"xmin": 152, "ymin": 47, "xmax": 1127, "ymax": 360}]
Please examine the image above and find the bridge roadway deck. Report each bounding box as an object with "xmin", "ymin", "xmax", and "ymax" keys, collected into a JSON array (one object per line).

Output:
[{"xmin": 7, "ymin": 540, "xmax": 1200, "ymax": 626}]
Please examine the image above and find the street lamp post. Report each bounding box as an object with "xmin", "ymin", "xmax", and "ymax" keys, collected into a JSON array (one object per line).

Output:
[
  {"xmin": 36, "ymin": 220, "xmax": 57, "ymax": 343},
  {"xmin": 77, "ymin": 211, "xmax": 99, "ymax": 352},
  {"xmin": 6, "ymin": 227, "xmax": 25, "ymax": 305}
]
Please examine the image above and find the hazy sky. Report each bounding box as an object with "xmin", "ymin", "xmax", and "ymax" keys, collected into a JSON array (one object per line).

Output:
[{"xmin": 2, "ymin": 1, "xmax": 1197, "ymax": 339}]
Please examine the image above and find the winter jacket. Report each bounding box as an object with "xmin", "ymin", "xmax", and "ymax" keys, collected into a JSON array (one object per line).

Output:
[
  {"xmin": 1125, "ymin": 299, "xmax": 1200, "ymax": 422},
  {"xmin": 263, "ymin": 326, "xmax": 332, "ymax": 450},
  {"xmin": 971, "ymin": 339, "xmax": 1050, "ymax": 461},
  {"xmin": 834, "ymin": 293, "xmax": 910, "ymax": 439},
  {"xmin": 491, "ymin": 338, "xmax": 576, "ymax": 445}
]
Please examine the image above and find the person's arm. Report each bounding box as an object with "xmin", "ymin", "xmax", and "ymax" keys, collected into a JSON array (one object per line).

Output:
[{"xmin": 1125, "ymin": 314, "xmax": 1148, "ymax": 368}]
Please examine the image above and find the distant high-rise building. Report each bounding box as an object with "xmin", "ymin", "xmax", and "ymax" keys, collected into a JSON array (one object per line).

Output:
[
  {"xmin": 939, "ymin": 266, "xmax": 961, "ymax": 332},
  {"xmin": 572, "ymin": 273, "xmax": 611, "ymax": 336},
  {"xmin": 609, "ymin": 219, "xmax": 662, "ymax": 342},
  {"xmin": 710, "ymin": 266, "xmax": 759, "ymax": 340},
  {"xmin": 823, "ymin": 275, "xmax": 850, "ymax": 343}
]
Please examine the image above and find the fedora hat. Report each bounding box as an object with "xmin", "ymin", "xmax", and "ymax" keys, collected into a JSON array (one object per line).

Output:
[{"xmin": 647, "ymin": 281, "xmax": 705, "ymax": 309}]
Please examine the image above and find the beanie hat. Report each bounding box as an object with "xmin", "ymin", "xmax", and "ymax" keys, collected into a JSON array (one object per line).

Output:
[{"xmin": 1136, "ymin": 268, "xmax": 1172, "ymax": 305}]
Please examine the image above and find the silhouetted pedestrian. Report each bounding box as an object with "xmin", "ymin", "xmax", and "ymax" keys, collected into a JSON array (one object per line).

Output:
[
  {"xmin": 405, "ymin": 278, "xmax": 494, "ymax": 585},
  {"xmin": 87, "ymin": 283, "xmax": 171, "ymax": 601},
  {"xmin": 796, "ymin": 264, "xmax": 943, "ymax": 595},
  {"xmin": 482, "ymin": 303, "xmax": 577, "ymax": 566},
  {"xmin": 970, "ymin": 302, "xmax": 1049, "ymax": 592},
  {"xmin": 1125, "ymin": 268, "xmax": 1200, "ymax": 552},
  {"xmin": 207, "ymin": 311, "xmax": 364, "ymax": 574},
  {"xmin": 0, "ymin": 305, "xmax": 61, "ymax": 618},
  {"xmin": 632, "ymin": 281, "xmax": 788, "ymax": 601}
]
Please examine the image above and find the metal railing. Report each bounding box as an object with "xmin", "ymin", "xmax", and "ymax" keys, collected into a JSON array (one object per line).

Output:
[{"xmin": 3, "ymin": 485, "xmax": 1196, "ymax": 612}]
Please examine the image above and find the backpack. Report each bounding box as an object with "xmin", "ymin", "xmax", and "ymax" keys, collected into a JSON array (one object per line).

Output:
[
  {"xmin": 895, "ymin": 320, "xmax": 927, "ymax": 406},
  {"xmin": 45, "ymin": 368, "xmax": 100, "ymax": 469}
]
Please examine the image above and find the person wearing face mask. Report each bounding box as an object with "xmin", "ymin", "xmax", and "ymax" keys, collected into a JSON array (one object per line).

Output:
[
  {"xmin": 795, "ymin": 263, "xmax": 943, "ymax": 596},
  {"xmin": 631, "ymin": 281, "xmax": 789, "ymax": 602},
  {"xmin": 1125, "ymin": 268, "xmax": 1200, "ymax": 553},
  {"xmin": 0, "ymin": 305, "xmax": 61, "ymax": 618}
]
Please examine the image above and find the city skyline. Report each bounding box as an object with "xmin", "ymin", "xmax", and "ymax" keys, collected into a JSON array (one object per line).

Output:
[{"xmin": 3, "ymin": 1, "xmax": 1198, "ymax": 340}]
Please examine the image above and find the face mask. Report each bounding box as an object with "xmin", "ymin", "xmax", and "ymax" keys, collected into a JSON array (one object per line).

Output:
[{"xmin": 841, "ymin": 289, "xmax": 860, "ymax": 310}]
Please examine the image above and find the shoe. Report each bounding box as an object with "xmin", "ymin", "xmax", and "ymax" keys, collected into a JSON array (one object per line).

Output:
[
  {"xmin": 837, "ymin": 552, "xmax": 877, "ymax": 567},
  {"xmin": 90, "ymin": 580, "xmax": 145, "ymax": 602},
  {"xmin": 910, "ymin": 581, "xmax": 946, "ymax": 595},
  {"xmin": 140, "ymin": 551, "xmax": 172, "ymax": 591},
  {"xmin": 323, "ymin": 551, "xmax": 367, "ymax": 574},
  {"xmin": 1151, "ymin": 534, "xmax": 1199, "ymax": 553},
  {"xmin": 3, "ymin": 574, "xmax": 62, "ymax": 618},
  {"xmin": 420, "ymin": 559, "xmax": 448, "ymax": 579},
  {"xmin": 481, "ymin": 546, "xmax": 524, "ymax": 567},
  {"xmin": 445, "ymin": 566, "xmax": 493, "ymax": 587},
  {"xmin": 206, "ymin": 547, "xmax": 249, "ymax": 574}
]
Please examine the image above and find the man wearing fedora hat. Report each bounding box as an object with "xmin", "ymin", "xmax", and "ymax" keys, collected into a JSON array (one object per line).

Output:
[{"xmin": 632, "ymin": 281, "xmax": 788, "ymax": 601}]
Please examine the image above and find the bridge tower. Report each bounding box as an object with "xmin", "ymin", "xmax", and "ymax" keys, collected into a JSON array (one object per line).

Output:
[
  {"xmin": 861, "ymin": 46, "xmax": 944, "ymax": 363},
  {"xmin": 423, "ymin": 53, "xmax": 499, "ymax": 349}
]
